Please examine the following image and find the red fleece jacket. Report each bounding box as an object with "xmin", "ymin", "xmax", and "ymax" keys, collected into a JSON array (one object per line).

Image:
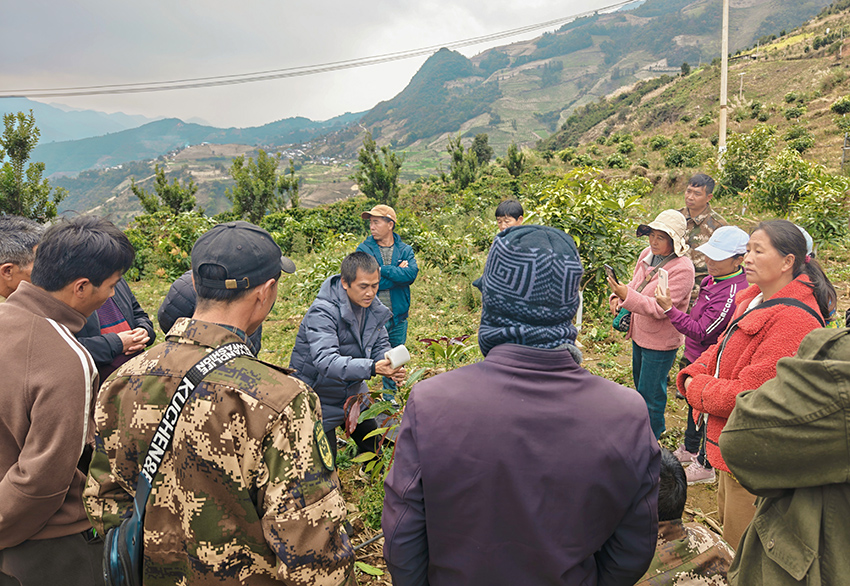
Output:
[{"xmin": 676, "ymin": 275, "xmax": 824, "ymax": 473}]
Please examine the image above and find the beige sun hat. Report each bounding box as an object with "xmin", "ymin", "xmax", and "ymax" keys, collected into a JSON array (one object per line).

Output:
[{"xmin": 636, "ymin": 209, "xmax": 690, "ymax": 257}]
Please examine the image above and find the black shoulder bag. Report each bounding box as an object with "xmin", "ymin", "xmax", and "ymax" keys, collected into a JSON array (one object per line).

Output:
[{"xmin": 103, "ymin": 342, "xmax": 253, "ymax": 586}]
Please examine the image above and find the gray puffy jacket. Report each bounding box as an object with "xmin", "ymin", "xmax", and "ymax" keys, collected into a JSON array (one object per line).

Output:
[{"xmin": 289, "ymin": 274, "xmax": 391, "ymax": 431}]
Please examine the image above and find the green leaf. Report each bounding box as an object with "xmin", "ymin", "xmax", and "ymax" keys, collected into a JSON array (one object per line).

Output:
[
  {"xmin": 362, "ymin": 426, "xmax": 391, "ymax": 440},
  {"xmin": 355, "ymin": 561, "xmax": 385, "ymax": 576},
  {"xmin": 351, "ymin": 452, "xmax": 377, "ymax": 463}
]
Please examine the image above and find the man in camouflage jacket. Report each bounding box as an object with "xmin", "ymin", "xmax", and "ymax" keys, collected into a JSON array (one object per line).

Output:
[
  {"xmin": 678, "ymin": 173, "xmax": 726, "ymax": 295},
  {"xmin": 85, "ymin": 222, "xmax": 355, "ymax": 585},
  {"xmin": 637, "ymin": 449, "xmax": 733, "ymax": 586}
]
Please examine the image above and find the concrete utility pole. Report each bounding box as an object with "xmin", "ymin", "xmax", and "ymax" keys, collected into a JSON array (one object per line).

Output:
[{"xmin": 718, "ymin": 0, "xmax": 729, "ymax": 167}]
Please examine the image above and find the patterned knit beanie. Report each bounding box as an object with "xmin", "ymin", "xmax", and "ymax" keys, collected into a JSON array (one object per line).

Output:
[{"xmin": 474, "ymin": 225, "xmax": 583, "ymax": 356}]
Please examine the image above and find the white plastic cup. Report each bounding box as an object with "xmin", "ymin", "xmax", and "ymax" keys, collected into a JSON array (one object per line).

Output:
[{"xmin": 385, "ymin": 344, "xmax": 411, "ymax": 369}]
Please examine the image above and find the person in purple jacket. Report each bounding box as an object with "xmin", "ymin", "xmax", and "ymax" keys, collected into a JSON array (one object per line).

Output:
[
  {"xmin": 383, "ymin": 225, "xmax": 660, "ymax": 586},
  {"xmin": 654, "ymin": 225, "xmax": 750, "ymax": 485}
]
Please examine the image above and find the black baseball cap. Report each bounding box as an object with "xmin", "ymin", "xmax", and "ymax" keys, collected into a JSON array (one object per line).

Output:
[{"xmin": 191, "ymin": 221, "xmax": 296, "ymax": 290}]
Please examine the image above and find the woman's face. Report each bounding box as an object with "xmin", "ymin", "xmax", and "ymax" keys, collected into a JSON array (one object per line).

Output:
[
  {"xmin": 744, "ymin": 229, "xmax": 793, "ymax": 289},
  {"xmin": 648, "ymin": 229, "xmax": 674, "ymax": 257},
  {"xmin": 706, "ymin": 255, "xmax": 741, "ymax": 277}
]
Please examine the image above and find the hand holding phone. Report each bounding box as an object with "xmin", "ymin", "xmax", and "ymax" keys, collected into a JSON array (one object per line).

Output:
[
  {"xmin": 604, "ymin": 264, "xmax": 619, "ymax": 284},
  {"xmin": 657, "ymin": 268, "xmax": 668, "ymax": 292}
]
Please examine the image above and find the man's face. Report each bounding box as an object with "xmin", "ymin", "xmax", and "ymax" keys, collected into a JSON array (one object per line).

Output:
[
  {"xmin": 79, "ymin": 271, "xmax": 123, "ymax": 317},
  {"xmin": 0, "ymin": 260, "xmax": 33, "ymax": 299},
  {"xmin": 684, "ymin": 184, "xmax": 712, "ymax": 216},
  {"xmin": 369, "ymin": 217, "xmax": 394, "ymax": 243},
  {"xmin": 342, "ymin": 268, "xmax": 381, "ymax": 308},
  {"xmin": 497, "ymin": 215, "xmax": 523, "ymax": 232}
]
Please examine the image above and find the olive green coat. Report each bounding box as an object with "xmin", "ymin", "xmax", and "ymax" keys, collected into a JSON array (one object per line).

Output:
[{"xmin": 720, "ymin": 328, "xmax": 850, "ymax": 586}]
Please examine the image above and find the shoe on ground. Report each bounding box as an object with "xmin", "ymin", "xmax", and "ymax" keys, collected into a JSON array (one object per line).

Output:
[
  {"xmin": 672, "ymin": 444, "xmax": 699, "ymax": 466},
  {"xmin": 686, "ymin": 463, "xmax": 716, "ymax": 485}
]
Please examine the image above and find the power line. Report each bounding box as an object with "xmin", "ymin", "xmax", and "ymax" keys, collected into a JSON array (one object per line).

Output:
[{"xmin": 0, "ymin": 0, "xmax": 636, "ymax": 99}]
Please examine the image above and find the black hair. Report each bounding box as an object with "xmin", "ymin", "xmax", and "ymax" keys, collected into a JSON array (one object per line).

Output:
[
  {"xmin": 340, "ymin": 251, "xmax": 379, "ymax": 285},
  {"xmin": 30, "ymin": 215, "xmax": 134, "ymax": 291},
  {"xmin": 689, "ymin": 173, "xmax": 715, "ymax": 195},
  {"xmin": 658, "ymin": 448, "xmax": 687, "ymax": 522},
  {"xmin": 495, "ymin": 199, "xmax": 524, "ymax": 220},
  {"xmin": 0, "ymin": 215, "xmax": 44, "ymax": 266},
  {"xmin": 754, "ymin": 220, "xmax": 837, "ymax": 320},
  {"xmin": 194, "ymin": 264, "xmax": 281, "ymax": 305}
]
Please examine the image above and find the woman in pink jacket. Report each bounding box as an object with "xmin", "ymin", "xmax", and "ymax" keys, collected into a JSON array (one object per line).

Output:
[
  {"xmin": 677, "ymin": 219, "xmax": 836, "ymax": 549},
  {"xmin": 609, "ymin": 209, "xmax": 695, "ymax": 439}
]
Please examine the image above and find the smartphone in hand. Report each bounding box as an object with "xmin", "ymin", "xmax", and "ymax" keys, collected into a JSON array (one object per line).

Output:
[
  {"xmin": 604, "ymin": 264, "xmax": 619, "ymax": 284},
  {"xmin": 657, "ymin": 268, "xmax": 669, "ymax": 292}
]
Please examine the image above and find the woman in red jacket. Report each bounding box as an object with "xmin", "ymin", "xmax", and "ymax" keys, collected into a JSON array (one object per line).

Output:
[{"xmin": 677, "ymin": 219, "xmax": 835, "ymax": 549}]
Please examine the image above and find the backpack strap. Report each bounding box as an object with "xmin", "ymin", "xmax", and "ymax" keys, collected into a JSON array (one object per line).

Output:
[{"xmin": 714, "ymin": 297, "xmax": 824, "ymax": 376}]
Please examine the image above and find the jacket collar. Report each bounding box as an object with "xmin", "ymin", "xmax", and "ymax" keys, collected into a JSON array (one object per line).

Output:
[
  {"xmin": 657, "ymin": 519, "xmax": 687, "ymax": 543},
  {"xmin": 734, "ymin": 275, "xmax": 820, "ymax": 333},
  {"xmin": 682, "ymin": 203, "xmax": 714, "ymax": 226},
  {"xmin": 484, "ymin": 343, "xmax": 581, "ymax": 372},
  {"xmin": 5, "ymin": 280, "xmax": 88, "ymax": 333},
  {"xmin": 166, "ymin": 317, "xmax": 251, "ymax": 349}
]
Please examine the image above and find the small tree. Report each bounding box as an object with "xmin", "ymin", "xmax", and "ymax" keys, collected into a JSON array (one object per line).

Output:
[
  {"xmin": 0, "ymin": 111, "xmax": 66, "ymax": 221},
  {"xmin": 446, "ymin": 135, "xmax": 478, "ymax": 191},
  {"xmin": 505, "ymin": 142, "xmax": 525, "ymax": 178},
  {"xmin": 350, "ymin": 132, "xmax": 405, "ymax": 206},
  {"xmin": 228, "ymin": 149, "xmax": 279, "ymax": 223},
  {"xmin": 277, "ymin": 159, "xmax": 300, "ymax": 210},
  {"xmin": 470, "ymin": 133, "xmax": 494, "ymax": 166},
  {"xmin": 130, "ymin": 164, "xmax": 197, "ymax": 215},
  {"xmin": 680, "ymin": 62, "xmax": 691, "ymax": 76}
]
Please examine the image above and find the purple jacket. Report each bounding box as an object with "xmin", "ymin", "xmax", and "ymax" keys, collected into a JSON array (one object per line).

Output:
[
  {"xmin": 382, "ymin": 344, "xmax": 660, "ymax": 586},
  {"xmin": 666, "ymin": 271, "xmax": 749, "ymax": 363}
]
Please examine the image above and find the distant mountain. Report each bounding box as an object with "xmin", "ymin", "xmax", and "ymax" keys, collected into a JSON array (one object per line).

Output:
[
  {"xmin": 324, "ymin": 0, "xmax": 831, "ymax": 155},
  {"xmin": 32, "ymin": 111, "xmax": 364, "ymax": 175},
  {"xmin": 0, "ymin": 98, "xmax": 160, "ymax": 143}
]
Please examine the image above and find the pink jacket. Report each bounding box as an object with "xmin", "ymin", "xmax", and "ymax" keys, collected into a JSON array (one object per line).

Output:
[
  {"xmin": 676, "ymin": 276, "xmax": 824, "ymax": 473},
  {"xmin": 613, "ymin": 247, "xmax": 695, "ymax": 351}
]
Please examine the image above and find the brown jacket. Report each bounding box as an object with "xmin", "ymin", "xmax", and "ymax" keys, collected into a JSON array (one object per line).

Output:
[{"xmin": 0, "ymin": 281, "xmax": 98, "ymax": 548}]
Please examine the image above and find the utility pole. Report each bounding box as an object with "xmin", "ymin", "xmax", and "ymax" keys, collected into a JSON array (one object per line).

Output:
[
  {"xmin": 739, "ymin": 72, "xmax": 745, "ymax": 101},
  {"xmin": 718, "ymin": 0, "xmax": 729, "ymax": 167}
]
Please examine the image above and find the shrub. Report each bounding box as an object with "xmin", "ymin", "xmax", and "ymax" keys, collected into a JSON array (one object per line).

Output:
[
  {"xmin": 715, "ymin": 124, "xmax": 777, "ymax": 197},
  {"xmin": 830, "ymin": 95, "xmax": 850, "ymax": 115},
  {"xmin": 791, "ymin": 168, "xmax": 850, "ymax": 242},
  {"xmin": 782, "ymin": 125, "xmax": 815, "ymax": 153},
  {"xmin": 527, "ymin": 167, "xmax": 649, "ymax": 307},
  {"xmin": 747, "ymin": 148, "xmax": 812, "ymax": 216},
  {"xmin": 784, "ymin": 91, "xmax": 798, "ymax": 104},
  {"xmin": 617, "ymin": 138, "xmax": 635, "ymax": 155},
  {"xmin": 558, "ymin": 147, "xmax": 577, "ymax": 162},
  {"xmin": 125, "ymin": 211, "xmax": 217, "ymax": 281},
  {"xmin": 783, "ymin": 105, "xmax": 807, "ymax": 120},
  {"xmin": 664, "ymin": 143, "xmax": 706, "ymax": 168},
  {"xmin": 697, "ymin": 112, "xmax": 713, "ymax": 127},
  {"xmin": 606, "ymin": 153, "xmax": 629, "ymax": 169},
  {"xmin": 647, "ymin": 135, "xmax": 671, "ymax": 151}
]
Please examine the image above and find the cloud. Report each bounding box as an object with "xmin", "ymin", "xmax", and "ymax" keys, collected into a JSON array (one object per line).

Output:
[{"xmin": 1, "ymin": 0, "xmax": 613, "ymax": 127}]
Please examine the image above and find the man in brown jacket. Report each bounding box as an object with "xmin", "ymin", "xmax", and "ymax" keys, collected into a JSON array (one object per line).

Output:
[{"xmin": 0, "ymin": 215, "xmax": 135, "ymax": 586}]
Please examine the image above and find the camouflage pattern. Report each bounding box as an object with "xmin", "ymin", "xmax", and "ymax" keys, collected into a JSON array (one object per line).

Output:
[
  {"xmin": 85, "ymin": 318, "xmax": 355, "ymax": 586},
  {"xmin": 637, "ymin": 519, "xmax": 734, "ymax": 586},
  {"xmin": 679, "ymin": 205, "xmax": 727, "ymax": 283}
]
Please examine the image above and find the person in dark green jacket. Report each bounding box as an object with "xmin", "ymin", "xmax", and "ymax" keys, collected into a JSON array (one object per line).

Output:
[
  {"xmin": 356, "ymin": 205, "xmax": 418, "ymax": 397},
  {"xmin": 719, "ymin": 327, "xmax": 850, "ymax": 586}
]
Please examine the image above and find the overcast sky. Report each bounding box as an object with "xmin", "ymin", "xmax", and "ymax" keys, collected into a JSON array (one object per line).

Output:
[{"xmin": 1, "ymin": 0, "xmax": 618, "ymax": 128}]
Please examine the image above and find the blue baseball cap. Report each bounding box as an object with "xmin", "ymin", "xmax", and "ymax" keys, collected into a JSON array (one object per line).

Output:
[{"xmin": 696, "ymin": 225, "xmax": 749, "ymax": 261}]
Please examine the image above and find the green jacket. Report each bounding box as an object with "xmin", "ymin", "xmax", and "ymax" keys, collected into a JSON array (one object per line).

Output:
[{"xmin": 720, "ymin": 328, "xmax": 850, "ymax": 586}]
